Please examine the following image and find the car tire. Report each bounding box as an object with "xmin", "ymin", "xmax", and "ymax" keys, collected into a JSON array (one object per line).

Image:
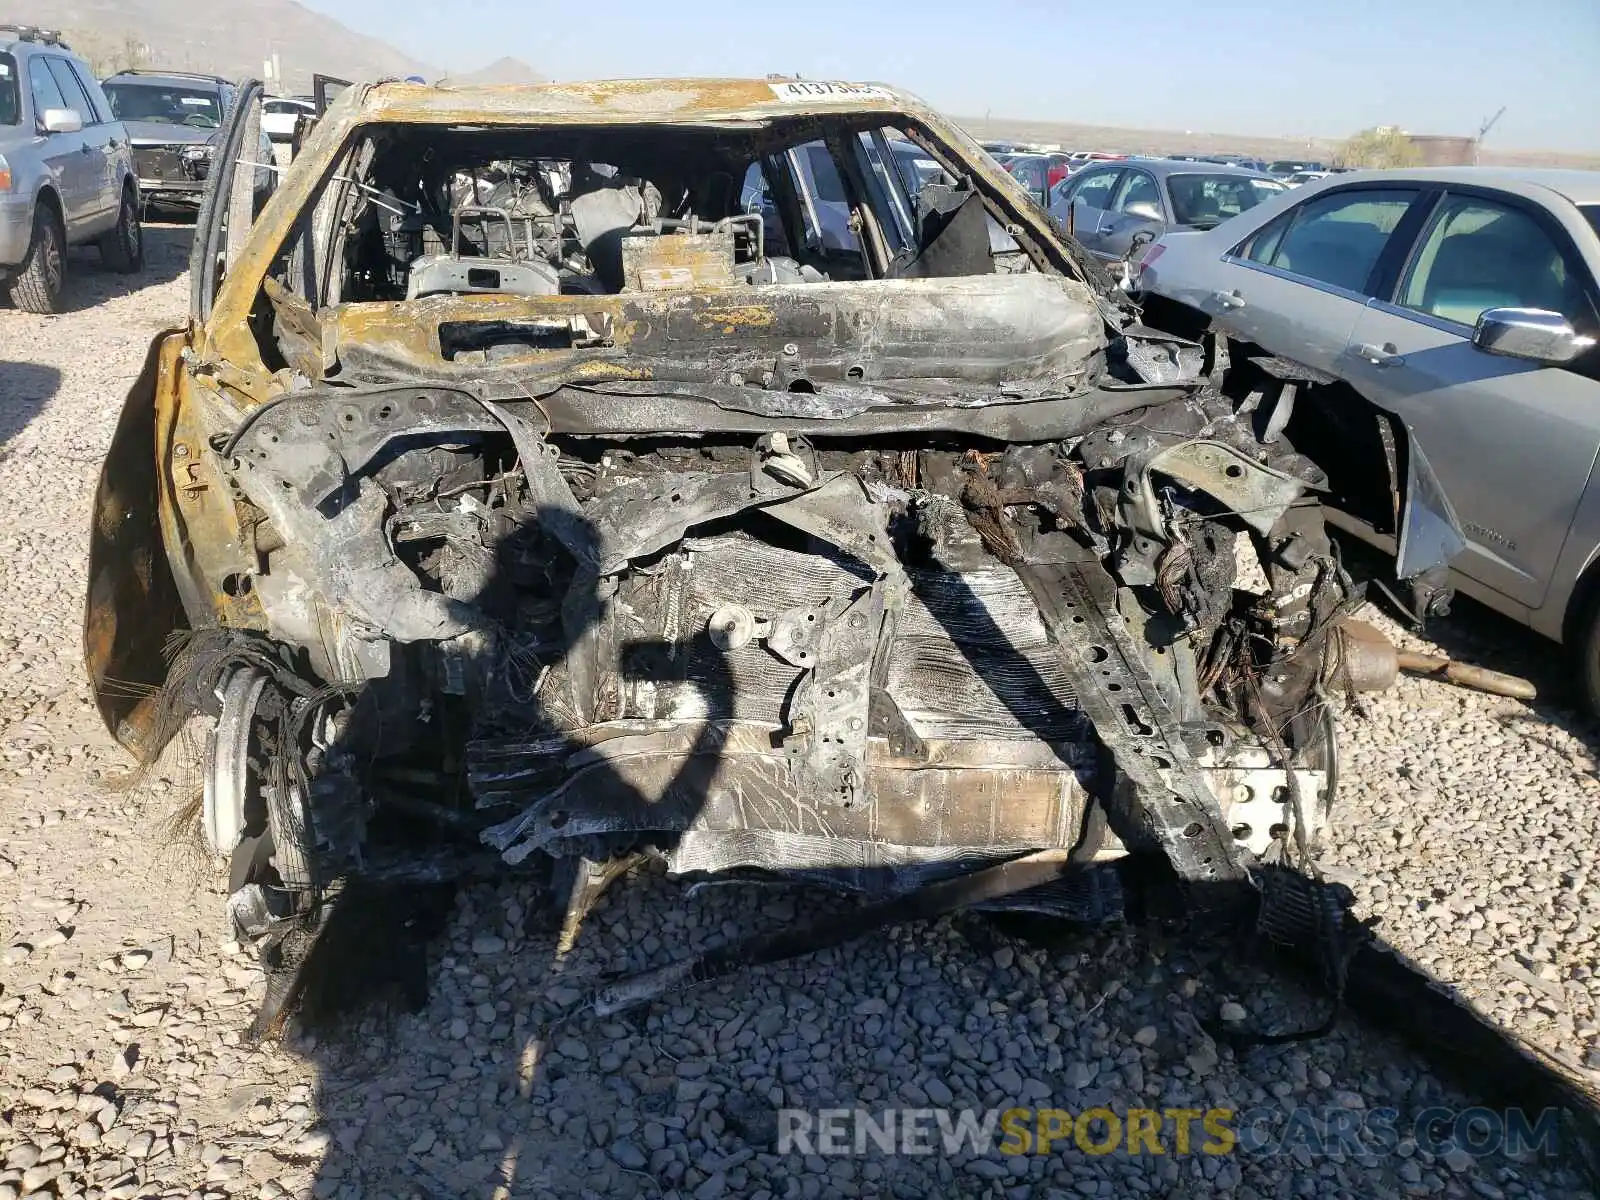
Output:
[
  {"xmin": 1577, "ymin": 594, "xmax": 1600, "ymax": 720},
  {"xmin": 98, "ymin": 189, "xmax": 145, "ymax": 274},
  {"xmin": 5, "ymin": 205, "xmax": 66, "ymax": 314}
]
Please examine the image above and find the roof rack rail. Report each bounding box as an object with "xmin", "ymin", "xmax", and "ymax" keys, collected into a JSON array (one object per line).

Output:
[
  {"xmin": 105, "ymin": 67, "xmax": 230, "ymax": 83},
  {"xmin": 0, "ymin": 24, "xmax": 71, "ymax": 48}
]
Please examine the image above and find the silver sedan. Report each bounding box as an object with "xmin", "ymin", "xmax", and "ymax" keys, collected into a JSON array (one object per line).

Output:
[
  {"xmin": 1136, "ymin": 167, "xmax": 1600, "ymax": 709},
  {"xmin": 1048, "ymin": 158, "xmax": 1285, "ymax": 267}
]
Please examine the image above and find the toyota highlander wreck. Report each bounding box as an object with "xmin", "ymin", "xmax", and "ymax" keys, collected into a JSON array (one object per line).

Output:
[{"xmin": 88, "ymin": 79, "xmax": 1522, "ymax": 1050}]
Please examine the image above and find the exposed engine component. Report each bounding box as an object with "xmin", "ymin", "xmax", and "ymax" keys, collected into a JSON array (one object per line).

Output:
[{"xmin": 347, "ymin": 158, "xmax": 772, "ymax": 301}]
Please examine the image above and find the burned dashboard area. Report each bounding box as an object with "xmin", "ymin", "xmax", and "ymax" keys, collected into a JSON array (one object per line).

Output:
[{"xmin": 282, "ymin": 115, "xmax": 1037, "ymax": 324}]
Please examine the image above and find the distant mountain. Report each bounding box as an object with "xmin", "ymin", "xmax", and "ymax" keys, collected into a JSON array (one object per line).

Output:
[
  {"xmin": 439, "ymin": 57, "xmax": 547, "ymax": 87},
  {"xmin": 19, "ymin": 0, "xmax": 539, "ymax": 95}
]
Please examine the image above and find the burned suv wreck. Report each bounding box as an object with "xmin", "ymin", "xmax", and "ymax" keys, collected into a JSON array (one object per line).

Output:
[{"xmin": 89, "ymin": 79, "xmax": 1446, "ymax": 1018}]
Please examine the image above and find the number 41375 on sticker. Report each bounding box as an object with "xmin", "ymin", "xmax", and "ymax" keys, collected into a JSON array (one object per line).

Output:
[{"xmin": 768, "ymin": 81, "xmax": 897, "ymax": 104}]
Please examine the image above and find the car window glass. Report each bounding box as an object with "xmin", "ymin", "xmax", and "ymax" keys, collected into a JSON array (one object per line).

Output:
[
  {"xmin": 1070, "ymin": 170, "xmax": 1119, "ymax": 210},
  {"xmin": 1251, "ymin": 189, "xmax": 1418, "ymax": 293},
  {"xmin": 27, "ymin": 57, "xmax": 68, "ymax": 122},
  {"xmin": 788, "ymin": 142, "xmax": 861, "ymax": 254},
  {"xmin": 738, "ymin": 161, "xmax": 794, "ymax": 258},
  {"xmin": 1010, "ymin": 157, "xmax": 1047, "ymax": 192},
  {"xmin": 67, "ymin": 61, "xmax": 112, "ymax": 123},
  {"xmin": 1398, "ymin": 195, "xmax": 1591, "ymax": 329},
  {"xmin": 0, "ymin": 54, "xmax": 17, "ymax": 126},
  {"xmin": 856, "ymin": 129, "xmax": 917, "ymax": 249},
  {"xmin": 883, "ymin": 130, "xmax": 948, "ymax": 197},
  {"xmin": 801, "ymin": 142, "xmax": 848, "ymax": 205},
  {"xmin": 739, "ymin": 161, "xmax": 766, "ymax": 210},
  {"xmin": 103, "ymin": 82, "xmax": 222, "ymax": 127},
  {"xmin": 1240, "ymin": 211, "xmax": 1290, "ymax": 262},
  {"xmin": 43, "ymin": 57, "xmax": 94, "ymax": 122},
  {"xmin": 1169, "ymin": 174, "xmax": 1284, "ymax": 228},
  {"xmin": 1112, "ymin": 171, "xmax": 1161, "ymax": 217}
]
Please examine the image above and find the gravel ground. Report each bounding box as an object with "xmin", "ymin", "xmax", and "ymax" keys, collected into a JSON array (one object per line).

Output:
[{"xmin": 1, "ymin": 238, "xmax": 1597, "ymax": 1200}]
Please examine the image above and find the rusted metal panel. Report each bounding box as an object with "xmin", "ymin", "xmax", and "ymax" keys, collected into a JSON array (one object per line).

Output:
[
  {"xmin": 82, "ymin": 331, "xmax": 191, "ymax": 754},
  {"xmin": 621, "ymin": 230, "xmax": 738, "ymax": 292},
  {"xmin": 317, "ymin": 274, "xmax": 1103, "ymax": 382},
  {"xmin": 367, "ymin": 78, "xmax": 919, "ymax": 125}
]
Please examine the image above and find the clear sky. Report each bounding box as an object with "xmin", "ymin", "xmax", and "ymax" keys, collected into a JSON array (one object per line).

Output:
[{"xmin": 307, "ymin": 0, "xmax": 1599, "ymax": 153}]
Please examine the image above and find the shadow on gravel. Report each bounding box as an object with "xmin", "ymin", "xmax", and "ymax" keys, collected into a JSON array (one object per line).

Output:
[
  {"xmin": 50, "ymin": 223, "xmax": 194, "ymax": 313},
  {"xmin": 111, "ymin": 481, "xmax": 1600, "ymax": 1194},
  {"xmin": 0, "ymin": 361, "xmax": 60, "ymax": 454}
]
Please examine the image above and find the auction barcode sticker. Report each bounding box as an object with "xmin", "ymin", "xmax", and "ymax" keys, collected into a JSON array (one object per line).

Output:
[{"xmin": 768, "ymin": 81, "xmax": 897, "ymax": 103}]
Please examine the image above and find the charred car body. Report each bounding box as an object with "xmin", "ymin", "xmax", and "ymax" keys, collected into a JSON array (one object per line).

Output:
[{"xmin": 89, "ymin": 79, "xmax": 1470, "ymax": 1020}]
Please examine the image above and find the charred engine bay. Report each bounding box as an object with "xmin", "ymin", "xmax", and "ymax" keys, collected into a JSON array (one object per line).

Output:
[{"xmin": 197, "ymin": 376, "xmax": 1345, "ymax": 922}]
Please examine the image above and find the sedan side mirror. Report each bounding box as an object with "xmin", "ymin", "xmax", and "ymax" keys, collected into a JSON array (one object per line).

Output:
[
  {"xmin": 41, "ymin": 107, "xmax": 84, "ymax": 135},
  {"xmin": 1472, "ymin": 307, "xmax": 1595, "ymax": 365}
]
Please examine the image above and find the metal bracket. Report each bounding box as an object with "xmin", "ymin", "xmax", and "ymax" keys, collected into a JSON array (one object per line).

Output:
[
  {"xmin": 783, "ymin": 588, "xmax": 882, "ymax": 808},
  {"xmin": 1010, "ymin": 561, "xmax": 1249, "ymax": 887},
  {"xmin": 1119, "ymin": 439, "xmax": 1307, "ymax": 541}
]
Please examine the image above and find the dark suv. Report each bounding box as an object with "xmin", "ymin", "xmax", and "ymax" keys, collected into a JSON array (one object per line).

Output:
[{"xmin": 99, "ymin": 69, "xmax": 235, "ymax": 210}]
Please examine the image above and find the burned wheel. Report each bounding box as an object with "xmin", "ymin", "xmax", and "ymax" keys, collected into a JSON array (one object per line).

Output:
[
  {"xmin": 203, "ymin": 666, "xmax": 270, "ymax": 856},
  {"xmin": 205, "ymin": 664, "xmax": 312, "ymax": 935}
]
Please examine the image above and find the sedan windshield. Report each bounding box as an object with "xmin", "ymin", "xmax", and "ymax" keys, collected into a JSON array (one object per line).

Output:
[
  {"xmin": 103, "ymin": 82, "xmax": 221, "ymax": 127},
  {"xmin": 1580, "ymin": 204, "xmax": 1600, "ymax": 240},
  {"xmin": 1168, "ymin": 173, "xmax": 1285, "ymax": 228},
  {"xmin": 0, "ymin": 54, "xmax": 17, "ymax": 125}
]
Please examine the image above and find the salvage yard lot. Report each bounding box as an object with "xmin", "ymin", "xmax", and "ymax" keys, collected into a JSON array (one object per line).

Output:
[{"xmin": 0, "ymin": 240, "xmax": 1598, "ymax": 1199}]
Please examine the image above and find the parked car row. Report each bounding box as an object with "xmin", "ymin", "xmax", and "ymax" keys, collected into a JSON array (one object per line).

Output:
[
  {"xmin": 1050, "ymin": 158, "xmax": 1288, "ymax": 273},
  {"xmin": 976, "ymin": 134, "xmax": 1600, "ymax": 708},
  {"xmin": 0, "ymin": 24, "xmax": 280, "ymax": 313},
  {"xmin": 262, "ymin": 95, "xmax": 316, "ymax": 142},
  {"xmin": 981, "ymin": 143, "xmax": 1132, "ymax": 207},
  {"xmin": 1134, "ymin": 166, "xmax": 1600, "ymax": 708}
]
